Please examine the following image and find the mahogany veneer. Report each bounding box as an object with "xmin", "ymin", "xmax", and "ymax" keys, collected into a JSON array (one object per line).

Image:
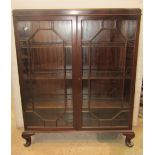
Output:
[{"xmin": 13, "ymin": 9, "xmax": 141, "ymax": 147}]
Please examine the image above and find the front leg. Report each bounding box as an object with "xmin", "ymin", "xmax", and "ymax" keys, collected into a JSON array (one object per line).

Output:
[
  {"xmin": 123, "ymin": 132, "xmax": 135, "ymax": 147},
  {"xmin": 22, "ymin": 131, "xmax": 35, "ymax": 147}
]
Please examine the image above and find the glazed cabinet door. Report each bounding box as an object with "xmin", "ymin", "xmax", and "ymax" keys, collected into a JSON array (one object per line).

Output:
[
  {"xmin": 78, "ymin": 16, "xmax": 139, "ymax": 129},
  {"xmin": 14, "ymin": 16, "xmax": 76, "ymax": 129}
]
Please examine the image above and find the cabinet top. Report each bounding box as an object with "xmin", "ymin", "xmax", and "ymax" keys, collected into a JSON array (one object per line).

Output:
[{"xmin": 12, "ymin": 9, "xmax": 141, "ymax": 16}]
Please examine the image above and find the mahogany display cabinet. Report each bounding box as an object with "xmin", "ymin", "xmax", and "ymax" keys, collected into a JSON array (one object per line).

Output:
[{"xmin": 13, "ymin": 9, "xmax": 141, "ymax": 147}]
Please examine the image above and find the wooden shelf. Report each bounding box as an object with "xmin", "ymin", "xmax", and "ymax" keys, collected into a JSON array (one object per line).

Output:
[
  {"xmin": 23, "ymin": 71, "xmax": 72, "ymax": 80},
  {"xmin": 82, "ymin": 42, "xmax": 126, "ymax": 47},
  {"xmin": 19, "ymin": 40, "xmax": 72, "ymax": 48},
  {"xmin": 82, "ymin": 70, "xmax": 131, "ymax": 79},
  {"xmin": 26, "ymin": 96, "xmax": 73, "ymax": 110},
  {"xmin": 82, "ymin": 76, "xmax": 130, "ymax": 80},
  {"xmin": 83, "ymin": 99, "xmax": 129, "ymax": 109},
  {"xmin": 82, "ymin": 40, "xmax": 135, "ymax": 48}
]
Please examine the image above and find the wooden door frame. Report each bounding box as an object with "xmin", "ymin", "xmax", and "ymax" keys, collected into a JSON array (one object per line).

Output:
[{"xmin": 76, "ymin": 14, "xmax": 141, "ymax": 130}]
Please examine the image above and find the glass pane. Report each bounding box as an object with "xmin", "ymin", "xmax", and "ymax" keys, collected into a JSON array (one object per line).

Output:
[
  {"xmin": 17, "ymin": 20, "xmax": 73, "ymax": 128},
  {"xmin": 81, "ymin": 19, "xmax": 137, "ymax": 128}
]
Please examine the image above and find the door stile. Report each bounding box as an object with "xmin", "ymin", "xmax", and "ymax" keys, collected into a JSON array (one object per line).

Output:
[
  {"xmin": 74, "ymin": 16, "xmax": 83, "ymax": 129},
  {"xmin": 72, "ymin": 16, "xmax": 82, "ymax": 129}
]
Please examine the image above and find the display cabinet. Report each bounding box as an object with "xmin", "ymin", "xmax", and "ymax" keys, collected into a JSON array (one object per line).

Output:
[{"xmin": 13, "ymin": 9, "xmax": 141, "ymax": 147}]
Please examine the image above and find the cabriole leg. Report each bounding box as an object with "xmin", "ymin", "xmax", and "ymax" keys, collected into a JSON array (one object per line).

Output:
[
  {"xmin": 123, "ymin": 132, "xmax": 135, "ymax": 147},
  {"xmin": 22, "ymin": 132, "xmax": 35, "ymax": 147}
]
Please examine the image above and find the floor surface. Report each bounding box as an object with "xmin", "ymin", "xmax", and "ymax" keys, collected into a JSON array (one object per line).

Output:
[{"xmin": 12, "ymin": 107, "xmax": 143, "ymax": 155}]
